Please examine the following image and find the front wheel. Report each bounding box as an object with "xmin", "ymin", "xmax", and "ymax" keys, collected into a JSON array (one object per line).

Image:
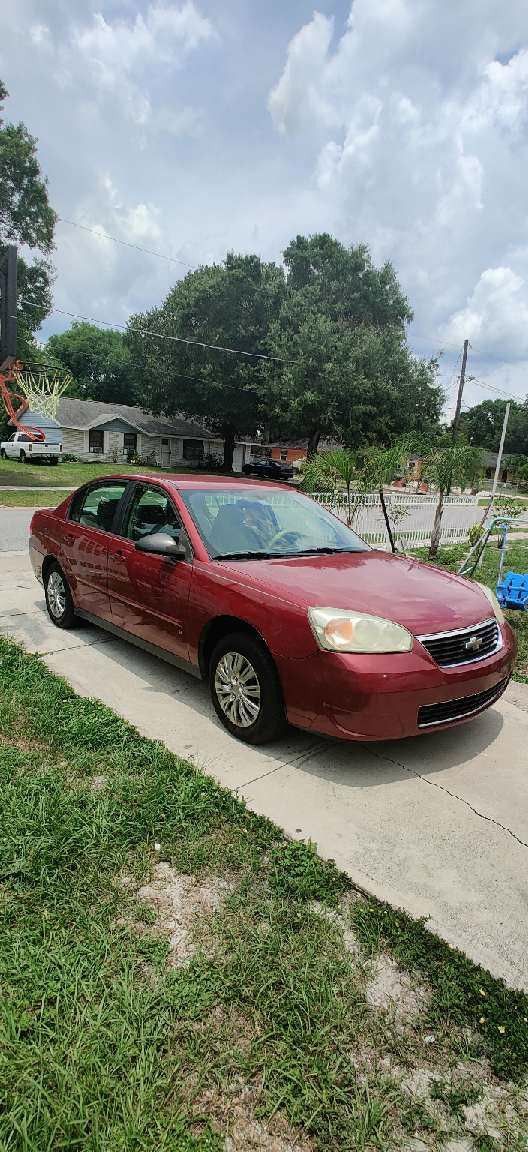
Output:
[
  {"xmin": 44, "ymin": 563, "xmax": 76, "ymax": 629},
  {"xmin": 210, "ymin": 633, "xmax": 286, "ymax": 744},
  {"xmin": 0, "ymin": 448, "xmax": 5, "ymax": 460},
  {"xmin": 20, "ymin": 450, "xmax": 27, "ymax": 463}
]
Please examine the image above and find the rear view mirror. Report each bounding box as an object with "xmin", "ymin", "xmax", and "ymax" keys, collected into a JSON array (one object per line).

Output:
[{"xmin": 135, "ymin": 531, "xmax": 186, "ymax": 560}]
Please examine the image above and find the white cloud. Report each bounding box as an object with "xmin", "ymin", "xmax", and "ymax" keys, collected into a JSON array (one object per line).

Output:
[
  {"xmin": 269, "ymin": 1, "xmax": 528, "ymax": 386},
  {"xmin": 268, "ymin": 12, "xmax": 336, "ymax": 134},
  {"xmin": 444, "ymin": 267, "xmax": 528, "ymax": 358},
  {"xmin": 74, "ymin": 3, "xmax": 214, "ymax": 85}
]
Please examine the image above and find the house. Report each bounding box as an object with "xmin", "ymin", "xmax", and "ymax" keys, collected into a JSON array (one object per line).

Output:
[
  {"xmin": 24, "ymin": 398, "xmax": 223, "ymax": 467},
  {"xmin": 233, "ymin": 438, "xmax": 347, "ymax": 471}
]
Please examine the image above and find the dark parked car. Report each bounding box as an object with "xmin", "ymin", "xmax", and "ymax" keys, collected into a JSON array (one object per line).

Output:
[
  {"xmin": 29, "ymin": 474, "xmax": 515, "ymax": 745},
  {"xmin": 242, "ymin": 458, "xmax": 294, "ymax": 481}
]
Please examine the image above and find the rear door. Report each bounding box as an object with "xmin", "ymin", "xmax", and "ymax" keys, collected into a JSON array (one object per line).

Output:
[
  {"xmin": 60, "ymin": 481, "xmax": 129, "ymax": 620},
  {"xmin": 107, "ymin": 482, "xmax": 193, "ymax": 661}
]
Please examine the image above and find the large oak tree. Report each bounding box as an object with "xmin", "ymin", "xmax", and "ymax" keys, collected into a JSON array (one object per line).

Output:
[{"xmin": 0, "ymin": 80, "xmax": 56, "ymax": 362}]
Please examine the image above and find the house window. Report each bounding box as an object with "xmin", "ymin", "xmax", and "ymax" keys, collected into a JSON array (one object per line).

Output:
[
  {"xmin": 89, "ymin": 429, "xmax": 104, "ymax": 454},
  {"xmin": 182, "ymin": 439, "xmax": 204, "ymax": 462},
  {"xmin": 280, "ymin": 450, "xmax": 288, "ymax": 462},
  {"xmin": 123, "ymin": 432, "xmax": 137, "ymax": 453}
]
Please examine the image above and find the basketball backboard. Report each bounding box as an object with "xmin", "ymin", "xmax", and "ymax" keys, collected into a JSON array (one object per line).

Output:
[{"xmin": 0, "ymin": 245, "xmax": 17, "ymax": 367}]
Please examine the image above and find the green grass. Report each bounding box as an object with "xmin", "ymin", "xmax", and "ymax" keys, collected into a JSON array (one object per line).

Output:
[
  {"xmin": 419, "ymin": 540, "xmax": 528, "ymax": 683},
  {"xmin": 1, "ymin": 637, "xmax": 527, "ymax": 1151},
  {"xmin": 0, "ymin": 489, "xmax": 67, "ymax": 507},
  {"xmin": 0, "ymin": 458, "xmax": 198, "ymax": 489}
]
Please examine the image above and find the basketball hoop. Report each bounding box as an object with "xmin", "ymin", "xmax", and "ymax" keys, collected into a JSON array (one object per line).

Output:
[{"xmin": 13, "ymin": 366, "xmax": 72, "ymax": 421}]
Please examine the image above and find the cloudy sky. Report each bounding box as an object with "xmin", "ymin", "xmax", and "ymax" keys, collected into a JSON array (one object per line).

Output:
[{"xmin": 1, "ymin": 0, "xmax": 528, "ymax": 415}]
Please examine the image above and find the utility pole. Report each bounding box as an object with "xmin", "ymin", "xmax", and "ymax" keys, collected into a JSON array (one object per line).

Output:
[
  {"xmin": 491, "ymin": 402, "xmax": 510, "ymax": 501},
  {"xmin": 446, "ymin": 338, "xmax": 469, "ymax": 496},
  {"xmin": 451, "ymin": 338, "xmax": 469, "ymax": 442}
]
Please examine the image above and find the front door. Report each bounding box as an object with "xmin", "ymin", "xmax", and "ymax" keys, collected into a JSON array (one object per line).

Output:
[
  {"xmin": 161, "ymin": 438, "xmax": 170, "ymax": 467},
  {"xmin": 61, "ymin": 481, "xmax": 128, "ymax": 620},
  {"xmin": 106, "ymin": 483, "xmax": 193, "ymax": 662}
]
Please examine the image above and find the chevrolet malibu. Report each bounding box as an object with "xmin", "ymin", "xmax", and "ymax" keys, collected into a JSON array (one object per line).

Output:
[{"xmin": 29, "ymin": 475, "xmax": 515, "ymax": 744}]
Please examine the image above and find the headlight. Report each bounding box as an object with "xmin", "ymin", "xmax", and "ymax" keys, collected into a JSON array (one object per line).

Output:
[
  {"xmin": 474, "ymin": 581, "xmax": 505, "ymax": 625},
  {"xmin": 308, "ymin": 607, "xmax": 413, "ymax": 653}
]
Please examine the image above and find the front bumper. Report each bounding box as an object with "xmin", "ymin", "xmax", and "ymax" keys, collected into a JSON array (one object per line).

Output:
[{"xmin": 281, "ymin": 621, "xmax": 516, "ymax": 741}]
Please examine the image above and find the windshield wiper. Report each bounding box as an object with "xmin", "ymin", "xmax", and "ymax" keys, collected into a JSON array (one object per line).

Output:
[
  {"xmin": 215, "ymin": 550, "xmax": 281, "ymax": 561},
  {"xmin": 292, "ymin": 547, "xmax": 361, "ymax": 555}
]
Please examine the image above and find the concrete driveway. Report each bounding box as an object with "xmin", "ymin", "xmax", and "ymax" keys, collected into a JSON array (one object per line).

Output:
[{"xmin": 2, "ymin": 545, "xmax": 528, "ymax": 991}]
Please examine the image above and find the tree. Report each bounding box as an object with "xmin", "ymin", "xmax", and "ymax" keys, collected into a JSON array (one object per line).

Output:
[
  {"xmin": 505, "ymin": 454, "xmax": 528, "ymax": 492},
  {"xmin": 264, "ymin": 235, "xmax": 442, "ymax": 454},
  {"xmin": 46, "ymin": 322, "xmax": 136, "ymax": 405},
  {"xmin": 458, "ymin": 398, "xmax": 528, "ymax": 455},
  {"xmin": 301, "ymin": 440, "xmax": 412, "ymax": 550},
  {"xmin": 127, "ymin": 253, "xmax": 285, "ymax": 470},
  {"xmin": 0, "ymin": 80, "xmax": 56, "ymax": 361},
  {"xmin": 420, "ymin": 437, "xmax": 483, "ymax": 558}
]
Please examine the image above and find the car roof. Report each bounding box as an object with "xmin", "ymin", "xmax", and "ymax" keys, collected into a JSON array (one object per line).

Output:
[{"xmin": 96, "ymin": 473, "xmax": 292, "ymax": 491}]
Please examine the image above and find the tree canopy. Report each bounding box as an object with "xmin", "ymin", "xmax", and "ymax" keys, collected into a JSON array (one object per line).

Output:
[
  {"xmin": 458, "ymin": 397, "xmax": 528, "ymax": 455},
  {"xmin": 127, "ymin": 234, "xmax": 442, "ymax": 466},
  {"xmin": 46, "ymin": 322, "xmax": 136, "ymax": 405},
  {"xmin": 127, "ymin": 252, "xmax": 285, "ymax": 469},
  {"xmin": 0, "ymin": 80, "xmax": 56, "ymax": 361}
]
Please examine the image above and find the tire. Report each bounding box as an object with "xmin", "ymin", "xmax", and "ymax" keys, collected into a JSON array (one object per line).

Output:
[
  {"xmin": 209, "ymin": 632, "xmax": 286, "ymax": 744},
  {"xmin": 20, "ymin": 450, "xmax": 26, "ymax": 463},
  {"xmin": 44, "ymin": 562, "xmax": 76, "ymax": 629},
  {"xmin": 0, "ymin": 448, "xmax": 5, "ymax": 460},
  {"xmin": 50, "ymin": 457, "xmax": 59, "ymax": 466}
]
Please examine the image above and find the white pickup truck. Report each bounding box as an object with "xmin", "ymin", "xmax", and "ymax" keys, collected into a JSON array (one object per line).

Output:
[{"xmin": 1, "ymin": 431, "xmax": 62, "ymax": 464}]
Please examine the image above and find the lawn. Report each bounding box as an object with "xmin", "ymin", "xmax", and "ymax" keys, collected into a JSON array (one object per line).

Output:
[
  {"xmin": 0, "ymin": 458, "xmax": 196, "ymax": 489},
  {"xmin": 417, "ymin": 540, "xmax": 528, "ymax": 683},
  {"xmin": 0, "ymin": 489, "xmax": 66, "ymax": 507},
  {"xmin": 1, "ymin": 636, "xmax": 527, "ymax": 1151}
]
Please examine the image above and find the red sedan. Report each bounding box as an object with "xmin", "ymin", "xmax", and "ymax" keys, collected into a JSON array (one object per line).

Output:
[{"xmin": 29, "ymin": 474, "xmax": 515, "ymax": 744}]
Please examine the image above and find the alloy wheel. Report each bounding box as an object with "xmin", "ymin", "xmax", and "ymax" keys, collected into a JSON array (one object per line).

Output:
[
  {"xmin": 214, "ymin": 651, "xmax": 261, "ymax": 728},
  {"xmin": 47, "ymin": 570, "xmax": 67, "ymax": 619}
]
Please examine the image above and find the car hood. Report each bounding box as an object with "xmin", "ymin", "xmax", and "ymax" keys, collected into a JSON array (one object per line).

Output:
[{"xmin": 221, "ymin": 550, "xmax": 493, "ymax": 635}]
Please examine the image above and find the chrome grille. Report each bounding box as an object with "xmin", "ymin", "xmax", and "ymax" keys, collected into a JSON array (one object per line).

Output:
[
  {"xmin": 418, "ymin": 618, "xmax": 501, "ymax": 668},
  {"xmin": 418, "ymin": 677, "xmax": 509, "ymax": 728}
]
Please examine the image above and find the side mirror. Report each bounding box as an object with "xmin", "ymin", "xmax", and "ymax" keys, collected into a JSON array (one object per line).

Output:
[{"xmin": 135, "ymin": 531, "xmax": 186, "ymax": 560}]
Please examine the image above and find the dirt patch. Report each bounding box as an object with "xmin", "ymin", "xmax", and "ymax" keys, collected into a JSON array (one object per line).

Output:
[
  {"xmin": 136, "ymin": 861, "xmax": 232, "ymax": 966},
  {"xmin": 365, "ymin": 954, "xmax": 430, "ymax": 1021},
  {"xmin": 200, "ymin": 1086, "xmax": 313, "ymax": 1152},
  {"xmin": 90, "ymin": 774, "xmax": 107, "ymax": 791},
  {"xmin": 0, "ymin": 731, "xmax": 46, "ymax": 754},
  {"xmin": 310, "ymin": 892, "xmax": 361, "ymax": 956}
]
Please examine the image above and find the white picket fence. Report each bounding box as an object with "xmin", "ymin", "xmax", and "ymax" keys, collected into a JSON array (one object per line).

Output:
[{"xmin": 308, "ymin": 491, "xmax": 480, "ymax": 550}]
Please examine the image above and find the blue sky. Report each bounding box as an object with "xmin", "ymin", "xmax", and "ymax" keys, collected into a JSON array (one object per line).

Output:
[{"xmin": 1, "ymin": 1, "xmax": 528, "ymax": 417}]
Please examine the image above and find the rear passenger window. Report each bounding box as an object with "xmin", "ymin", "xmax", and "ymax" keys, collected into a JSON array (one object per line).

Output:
[{"xmin": 70, "ymin": 484, "xmax": 127, "ymax": 532}]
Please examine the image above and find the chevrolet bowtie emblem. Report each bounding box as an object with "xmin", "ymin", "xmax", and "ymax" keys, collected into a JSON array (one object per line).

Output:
[{"xmin": 465, "ymin": 634, "xmax": 483, "ymax": 652}]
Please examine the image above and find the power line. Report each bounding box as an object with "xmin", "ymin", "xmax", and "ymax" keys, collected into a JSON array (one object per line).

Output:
[
  {"xmin": 57, "ymin": 217, "xmax": 194, "ymax": 269},
  {"xmin": 18, "ymin": 298, "xmax": 299, "ymax": 366}
]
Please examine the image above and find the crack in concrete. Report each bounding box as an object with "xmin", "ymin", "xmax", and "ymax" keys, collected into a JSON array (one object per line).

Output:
[
  {"xmin": 238, "ymin": 740, "xmax": 326, "ymax": 791},
  {"xmin": 364, "ymin": 745, "xmax": 528, "ymax": 850},
  {"xmin": 41, "ymin": 636, "xmax": 113, "ymax": 657}
]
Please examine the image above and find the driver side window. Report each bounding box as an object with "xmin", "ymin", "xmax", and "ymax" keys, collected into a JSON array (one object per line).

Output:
[{"xmin": 124, "ymin": 486, "xmax": 191, "ymax": 556}]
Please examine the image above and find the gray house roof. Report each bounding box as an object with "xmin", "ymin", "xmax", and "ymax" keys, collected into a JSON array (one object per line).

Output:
[{"xmin": 56, "ymin": 398, "xmax": 214, "ymax": 440}]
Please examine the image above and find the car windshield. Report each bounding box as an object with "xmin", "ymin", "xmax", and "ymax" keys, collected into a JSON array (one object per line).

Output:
[{"xmin": 180, "ymin": 487, "xmax": 369, "ymax": 559}]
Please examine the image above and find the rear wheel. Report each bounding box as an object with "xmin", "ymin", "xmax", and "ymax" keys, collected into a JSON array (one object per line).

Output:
[
  {"xmin": 20, "ymin": 450, "xmax": 27, "ymax": 463},
  {"xmin": 44, "ymin": 563, "xmax": 76, "ymax": 629},
  {"xmin": 209, "ymin": 632, "xmax": 286, "ymax": 744}
]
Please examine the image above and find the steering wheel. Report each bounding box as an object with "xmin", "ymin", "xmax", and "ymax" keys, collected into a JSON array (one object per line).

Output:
[{"xmin": 267, "ymin": 529, "xmax": 305, "ymax": 551}]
